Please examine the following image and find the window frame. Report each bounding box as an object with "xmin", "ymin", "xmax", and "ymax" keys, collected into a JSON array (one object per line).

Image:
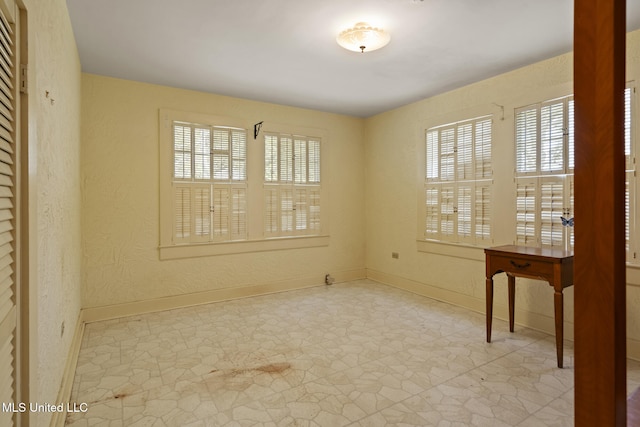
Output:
[
  {"xmin": 514, "ymin": 86, "xmax": 636, "ymax": 262},
  {"xmin": 263, "ymin": 133, "xmax": 323, "ymax": 238},
  {"xmin": 420, "ymin": 115, "xmax": 494, "ymax": 246},
  {"xmin": 514, "ymin": 95, "xmax": 575, "ymax": 249},
  {"xmin": 171, "ymin": 122, "xmax": 249, "ymax": 244},
  {"xmin": 159, "ymin": 110, "xmax": 329, "ymax": 260}
]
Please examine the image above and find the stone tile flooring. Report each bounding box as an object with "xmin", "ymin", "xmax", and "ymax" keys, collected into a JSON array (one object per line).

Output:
[{"xmin": 65, "ymin": 280, "xmax": 640, "ymax": 426}]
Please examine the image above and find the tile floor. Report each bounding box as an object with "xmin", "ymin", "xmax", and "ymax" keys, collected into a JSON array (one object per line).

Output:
[{"xmin": 66, "ymin": 280, "xmax": 640, "ymax": 426}]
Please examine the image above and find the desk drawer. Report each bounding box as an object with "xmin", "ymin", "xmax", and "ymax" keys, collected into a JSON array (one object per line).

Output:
[{"xmin": 490, "ymin": 254, "xmax": 554, "ymax": 278}]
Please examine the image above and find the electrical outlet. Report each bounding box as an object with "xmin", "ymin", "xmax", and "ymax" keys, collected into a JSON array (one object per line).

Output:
[{"xmin": 392, "ymin": 252, "xmax": 399, "ymax": 259}]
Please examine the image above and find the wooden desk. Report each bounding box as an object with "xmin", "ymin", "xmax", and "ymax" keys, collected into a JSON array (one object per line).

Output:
[{"xmin": 485, "ymin": 245, "xmax": 574, "ymax": 368}]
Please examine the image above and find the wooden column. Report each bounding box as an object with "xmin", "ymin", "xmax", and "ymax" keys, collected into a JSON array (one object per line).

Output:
[{"xmin": 574, "ymin": 0, "xmax": 627, "ymax": 425}]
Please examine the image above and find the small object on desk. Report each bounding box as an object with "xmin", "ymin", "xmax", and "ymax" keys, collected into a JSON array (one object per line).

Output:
[{"xmin": 485, "ymin": 245, "xmax": 574, "ymax": 368}]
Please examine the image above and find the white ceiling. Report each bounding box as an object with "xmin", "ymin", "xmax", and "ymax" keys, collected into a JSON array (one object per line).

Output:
[{"xmin": 66, "ymin": 0, "xmax": 640, "ymax": 118}]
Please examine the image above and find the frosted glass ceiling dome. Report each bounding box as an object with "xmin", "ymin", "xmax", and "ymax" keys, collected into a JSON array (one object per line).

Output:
[{"xmin": 336, "ymin": 22, "xmax": 390, "ymax": 53}]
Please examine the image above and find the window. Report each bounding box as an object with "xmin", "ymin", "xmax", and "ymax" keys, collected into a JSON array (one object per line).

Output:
[
  {"xmin": 173, "ymin": 122, "xmax": 247, "ymax": 244},
  {"xmin": 264, "ymin": 133, "xmax": 322, "ymax": 237},
  {"xmin": 423, "ymin": 116, "xmax": 493, "ymax": 244},
  {"xmin": 515, "ymin": 88, "xmax": 635, "ymax": 260},
  {"xmin": 159, "ymin": 109, "xmax": 329, "ymax": 259},
  {"xmin": 515, "ymin": 96, "xmax": 575, "ymax": 248}
]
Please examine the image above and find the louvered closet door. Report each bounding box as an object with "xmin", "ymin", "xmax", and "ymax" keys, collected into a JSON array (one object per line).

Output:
[{"xmin": 0, "ymin": 2, "xmax": 16, "ymax": 426}]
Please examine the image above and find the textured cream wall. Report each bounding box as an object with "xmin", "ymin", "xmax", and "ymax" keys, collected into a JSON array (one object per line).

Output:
[
  {"xmin": 81, "ymin": 75, "xmax": 366, "ymax": 309},
  {"xmin": 28, "ymin": 0, "xmax": 82, "ymax": 425},
  {"xmin": 364, "ymin": 30, "xmax": 640, "ymax": 348},
  {"xmin": 25, "ymin": 4, "xmax": 640, "ymax": 422}
]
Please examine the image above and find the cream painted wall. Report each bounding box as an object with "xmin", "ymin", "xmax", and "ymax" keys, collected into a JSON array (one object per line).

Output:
[
  {"xmin": 80, "ymin": 31, "xmax": 640, "ymax": 351},
  {"xmin": 28, "ymin": 0, "xmax": 82, "ymax": 425},
  {"xmin": 24, "ymin": 2, "xmax": 640, "ymax": 422},
  {"xmin": 80, "ymin": 75, "xmax": 366, "ymax": 309},
  {"xmin": 364, "ymin": 30, "xmax": 640, "ymax": 356}
]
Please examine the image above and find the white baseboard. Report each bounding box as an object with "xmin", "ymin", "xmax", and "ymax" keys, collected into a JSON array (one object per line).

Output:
[
  {"xmin": 366, "ymin": 269, "xmax": 567, "ymax": 336},
  {"xmin": 628, "ymin": 338, "xmax": 640, "ymax": 362},
  {"xmin": 365, "ymin": 268, "xmax": 640, "ymax": 361},
  {"xmin": 49, "ymin": 313, "xmax": 85, "ymax": 427},
  {"xmin": 82, "ymin": 268, "xmax": 366, "ymax": 323},
  {"xmin": 51, "ymin": 269, "xmax": 365, "ymax": 425}
]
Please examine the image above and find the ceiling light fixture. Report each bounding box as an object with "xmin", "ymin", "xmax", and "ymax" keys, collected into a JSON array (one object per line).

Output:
[{"xmin": 336, "ymin": 22, "xmax": 390, "ymax": 53}]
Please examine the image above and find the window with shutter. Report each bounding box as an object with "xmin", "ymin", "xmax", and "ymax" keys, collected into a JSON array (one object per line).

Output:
[
  {"xmin": 423, "ymin": 116, "xmax": 493, "ymax": 245},
  {"xmin": 264, "ymin": 133, "xmax": 322, "ymax": 237},
  {"xmin": 515, "ymin": 97, "xmax": 574, "ymax": 249},
  {"xmin": 514, "ymin": 88, "xmax": 634, "ymax": 258},
  {"xmin": 172, "ymin": 122, "xmax": 247, "ymax": 244},
  {"xmin": 160, "ymin": 112, "xmax": 329, "ymax": 259}
]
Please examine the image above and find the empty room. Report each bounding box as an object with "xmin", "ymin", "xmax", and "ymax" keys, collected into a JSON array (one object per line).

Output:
[{"xmin": 4, "ymin": 0, "xmax": 640, "ymax": 426}]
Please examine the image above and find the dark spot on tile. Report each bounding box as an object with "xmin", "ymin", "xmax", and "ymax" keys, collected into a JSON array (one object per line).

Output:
[{"xmin": 256, "ymin": 362, "xmax": 291, "ymax": 373}]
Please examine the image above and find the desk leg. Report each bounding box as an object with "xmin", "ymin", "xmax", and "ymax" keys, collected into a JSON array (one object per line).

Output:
[
  {"xmin": 486, "ymin": 277, "xmax": 493, "ymax": 343},
  {"xmin": 508, "ymin": 275, "xmax": 515, "ymax": 333},
  {"xmin": 554, "ymin": 290, "xmax": 564, "ymax": 368}
]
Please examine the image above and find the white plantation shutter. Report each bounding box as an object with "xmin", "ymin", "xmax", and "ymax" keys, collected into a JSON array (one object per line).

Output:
[
  {"xmin": 475, "ymin": 185, "xmax": 491, "ymax": 241},
  {"xmin": 440, "ymin": 128, "xmax": 455, "ymax": 181},
  {"xmin": 294, "ymin": 138, "xmax": 307, "ymax": 184},
  {"xmin": 457, "ymin": 124, "xmax": 473, "ymax": 180},
  {"xmin": 174, "ymin": 186, "xmax": 191, "ymax": 241},
  {"xmin": 457, "ymin": 185, "xmax": 472, "ymax": 239},
  {"xmin": 231, "ymin": 130, "xmax": 247, "ymax": 181},
  {"xmin": 264, "ymin": 187, "xmax": 278, "ymax": 236},
  {"xmin": 173, "ymin": 184, "xmax": 211, "ymax": 243},
  {"xmin": 194, "ymin": 127, "xmax": 210, "ymax": 180},
  {"xmin": 515, "ymin": 177, "xmax": 573, "ymax": 248},
  {"xmin": 515, "ymin": 107, "xmax": 538, "ymax": 174},
  {"xmin": 440, "ymin": 186, "xmax": 455, "ymax": 237},
  {"xmin": 308, "ymin": 140, "xmax": 321, "ymax": 183},
  {"xmin": 264, "ymin": 135, "xmax": 278, "ymax": 182},
  {"xmin": 171, "ymin": 123, "xmax": 247, "ymax": 244},
  {"xmin": 0, "ymin": 4, "xmax": 16, "ymax": 426},
  {"xmin": 475, "ymin": 119, "xmax": 492, "ymax": 179},
  {"xmin": 231, "ymin": 188, "xmax": 246, "ymax": 240},
  {"xmin": 263, "ymin": 133, "xmax": 322, "ymax": 237},
  {"xmin": 568, "ymin": 99, "xmax": 575, "ymax": 171},
  {"xmin": 295, "ymin": 189, "xmax": 308, "ymax": 231},
  {"xmin": 626, "ymin": 176, "xmax": 633, "ymax": 256},
  {"xmin": 281, "ymin": 188, "xmax": 294, "ymax": 232},
  {"xmin": 540, "ymin": 101, "xmax": 565, "ymax": 173},
  {"xmin": 514, "ymin": 96, "xmax": 577, "ymax": 249},
  {"xmin": 173, "ymin": 124, "xmax": 191, "ymax": 179},
  {"xmin": 212, "ymin": 128, "xmax": 229, "ymax": 180},
  {"xmin": 193, "ymin": 186, "xmax": 211, "ymax": 241},
  {"xmin": 540, "ymin": 178, "xmax": 565, "ymax": 247},
  {"xmin": 280, "ymin": 136, "xmax": 293, "ymax": 182},
  {"xmin": 426, "ymin": 130, "xmax": 438, "ymax": 180},
  {"xmin": 425, "ymin": 186, "xmax": 439, "ymax": 238},
  {"xmin": 624, "ymin": 87, "xmax": 635, "ymax": 260},
  {"xmin": 212, "ymin": 187, "xmax": 229, "ymax": 240},
  {"xmin": 423, "ymin": 116, "xmax": 492, "ymax": 244},
  {"xmin": 568, "ymin": 176, "xmax": 575, "ymax": 249},
  {"xmin": 625, "ymin": 87, "xmax": 632, "ymax": 164},
  {"xmin": 516, "ymin": 180, "xmax": 537, "ymax": 246},
  {"xmin": 309, "ymin": 189, "xmax": 321, "ymax": 231}
]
